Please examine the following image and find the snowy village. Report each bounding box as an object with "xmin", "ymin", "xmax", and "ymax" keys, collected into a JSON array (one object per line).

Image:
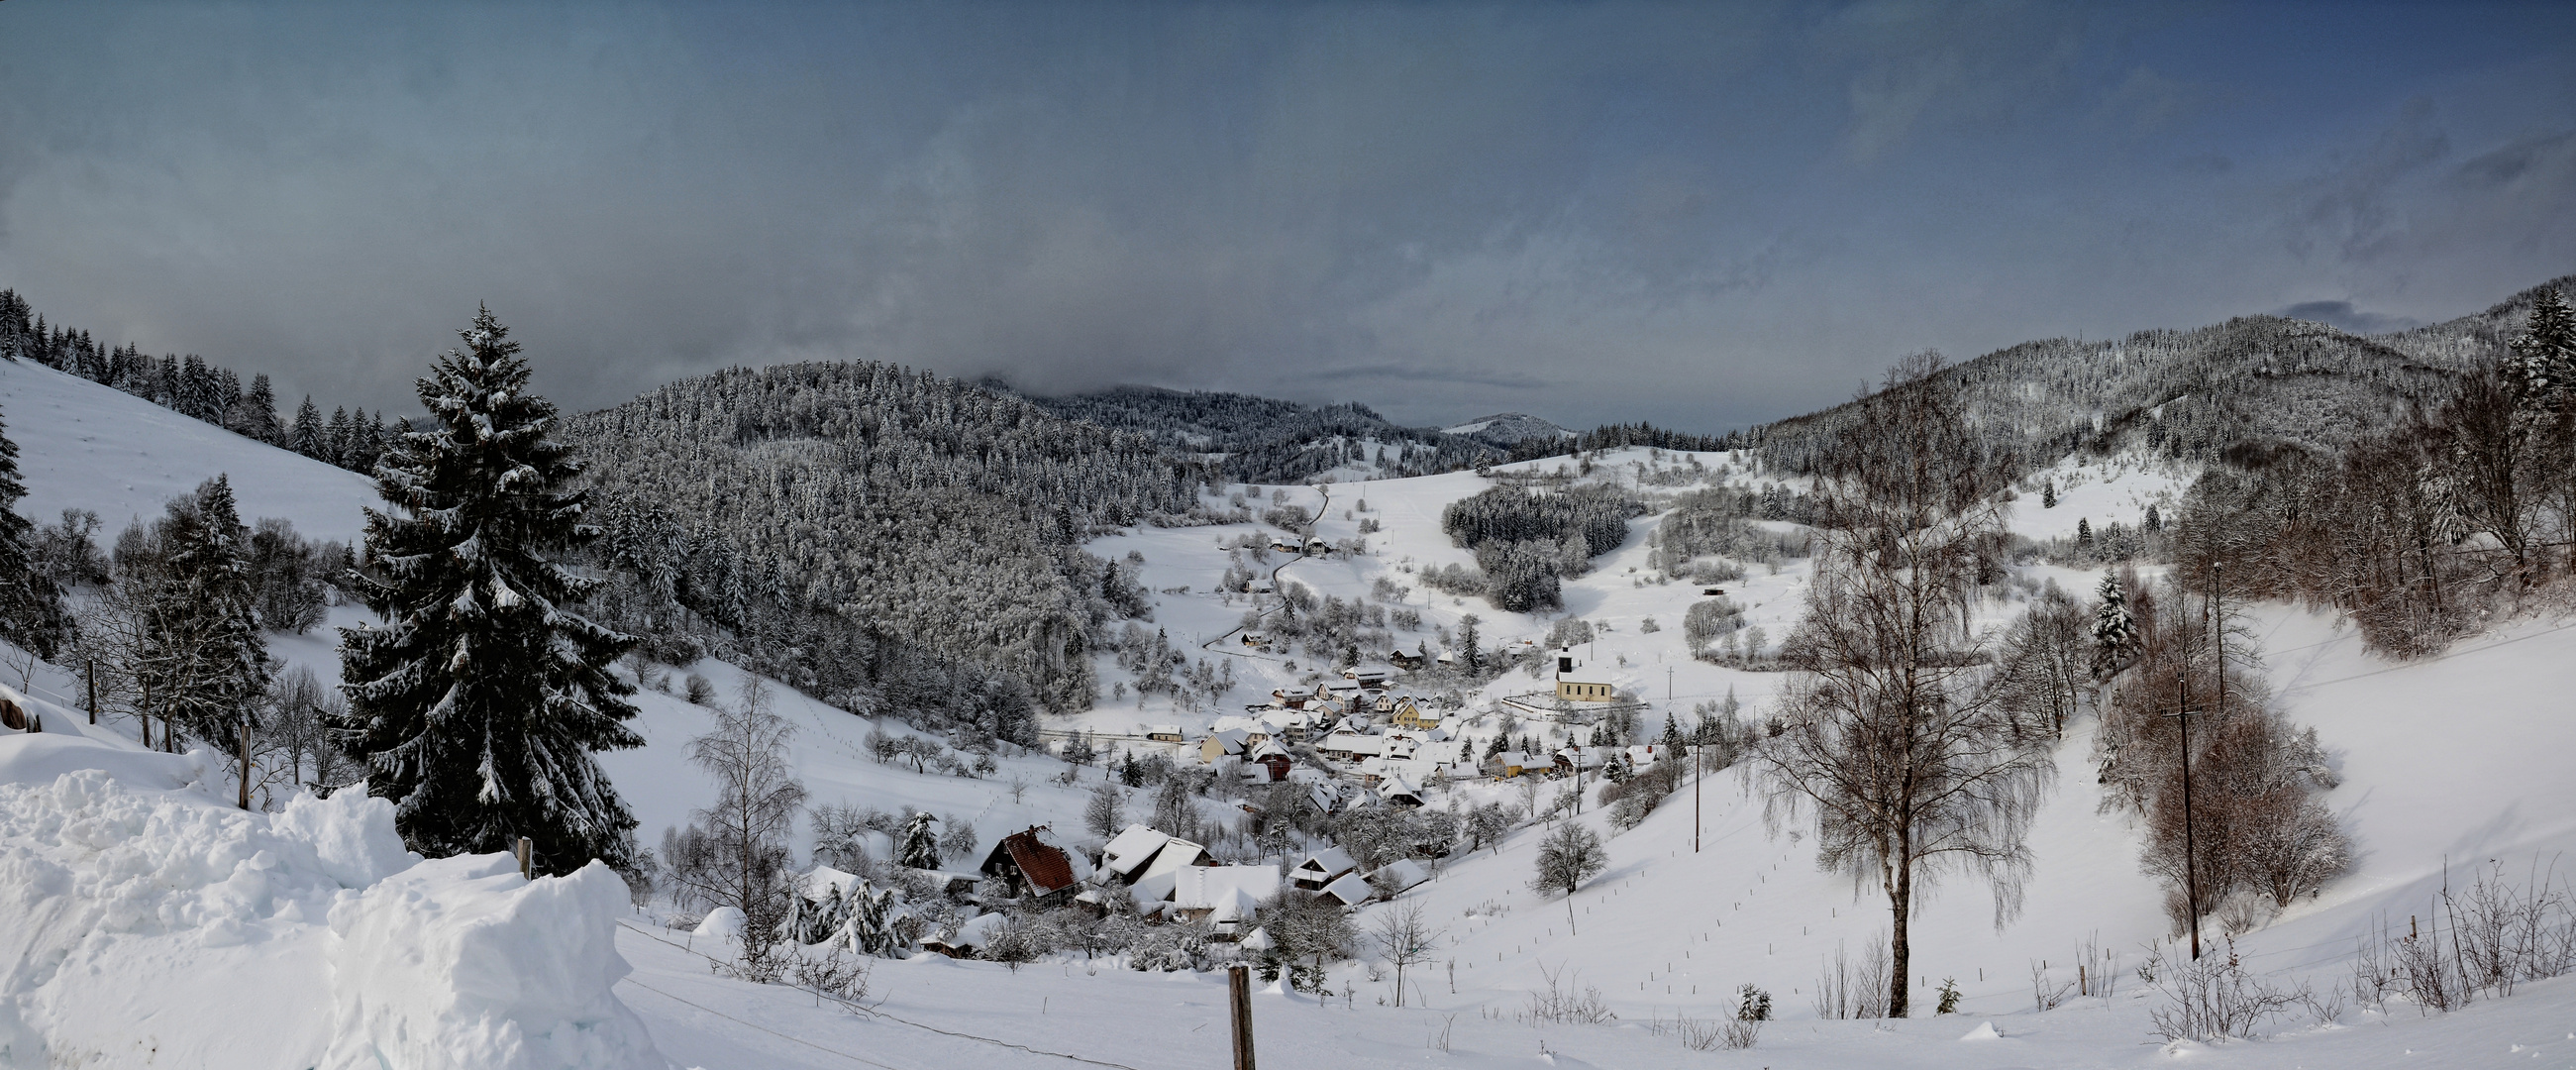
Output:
[{"xmin": 3, "ymin": 5, "xmax": 2576, "ymax": 1070}]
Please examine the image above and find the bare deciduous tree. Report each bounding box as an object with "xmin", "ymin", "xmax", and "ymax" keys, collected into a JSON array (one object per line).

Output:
[
  {"xmin": 1753, "ymin": 354, "xmax": 2055, "ymax": 1017},
  {"xmin": 675, "ymin": 677, "xmax": 808, "ymax": 971},
  {"xmin": 1368, "ymin": 901, "xmax": 1443, "ymax": 1008}
]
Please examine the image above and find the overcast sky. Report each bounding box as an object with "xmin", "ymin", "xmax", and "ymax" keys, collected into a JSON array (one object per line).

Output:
[{"xmin": 3, "ymin": 2, "xmax": 2571, "ymax": 432}]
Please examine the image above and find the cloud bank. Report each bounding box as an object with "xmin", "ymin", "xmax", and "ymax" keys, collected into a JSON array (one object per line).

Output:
[{"xmin": 1, "ymin": 2, "xmax": 2569, "ymax": 431}]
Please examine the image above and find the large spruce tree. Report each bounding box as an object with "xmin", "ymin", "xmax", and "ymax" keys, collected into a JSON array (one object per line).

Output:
[
  {"xmin": 145, "ymin": 476, "xmax": 272, "ymax": 744},
  {"xmin": 337, "ymin": 307, "xmax": 642, "ymax": 873}
]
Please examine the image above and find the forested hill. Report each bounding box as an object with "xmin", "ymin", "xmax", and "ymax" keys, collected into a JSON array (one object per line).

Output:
[
  {"xmin": 1751, "ymin": 273, "xmax": 2576, "ymax": 478},
  {"xmin": 1012, "ymin": 382, "xmax": 1506, "ymax": 482},
  {"xmin": 560, "ymin": 362, "xmax": 1207, "ymax": 725}
]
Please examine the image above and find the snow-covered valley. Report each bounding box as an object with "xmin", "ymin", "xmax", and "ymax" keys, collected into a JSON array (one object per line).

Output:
[{"xmin": 6, "ymin": 354, "xmax": 2576, "ymax": 1069}]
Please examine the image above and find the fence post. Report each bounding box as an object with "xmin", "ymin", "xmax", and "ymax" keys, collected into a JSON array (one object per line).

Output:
[
  {"xmin": 516, "ymin": 837, "xmax": 534, "ymax": 880},
  {"xmin": 1227, "ymin": 962, "xmax": 1255, "ymax": 1070},
  {"xmin": 237, "ymin": 720, "xmax": 253, "ymax": 809}
]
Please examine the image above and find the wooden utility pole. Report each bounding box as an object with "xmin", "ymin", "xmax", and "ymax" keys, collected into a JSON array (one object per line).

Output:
[
  {"xmin": 1226, "ymin": 962, "xmax": 1256, "ymax": 1070},
  {"xmin": 2213, "ymin": 561, "xmax": 2225, "ymax": 723},
  {"xmin": 2169, "ymin": 671, "xmax": 2201, "ymax": 961},
  {"xmin": 237, "ymin": 720, "xmax": 253, "ymax": 810}
]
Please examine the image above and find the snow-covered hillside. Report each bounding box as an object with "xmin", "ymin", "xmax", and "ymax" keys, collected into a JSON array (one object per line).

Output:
[
  {"xmin": 7, "ymin": 351, "xmax": 2576, "ymax": 1068},
  {"xmin": 0, "ymin": 358, "xmax": 375, "ymax": 543}
]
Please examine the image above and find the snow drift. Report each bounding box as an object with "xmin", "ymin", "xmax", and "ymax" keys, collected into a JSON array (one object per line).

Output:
[{"xmin": 0, "ymin": 733, "xmax": 667, "ymax": 1069}]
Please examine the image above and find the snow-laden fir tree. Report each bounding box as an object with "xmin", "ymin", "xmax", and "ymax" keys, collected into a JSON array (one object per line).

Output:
[
  {"xmin": 290, "ymin": 396, "xmax": 324, "ymax": 460},
  {"xmin": 0, "ymin": 402, "xmax": 71, "ymax": 658},
  {"xmin": 2507, "ymin": 286, "xmax": 2574, "ymax": 413},
  {"xmin": 336, "ymin": 306, "xmax": 643, "ymax": 872},
  {"xmin": 144, "ymin": 476, "xmax": 272, "ymax": 745},
  {"xmin": 835, "ymin": 880, "xmax": 904, "ymax": 957},
  {"xmin": 896, "ymin": 810, "xmax": 941, "ymax": 870},
  {"xmin": 237, "ymin": 373, "xmax": 282, "ymax": 445},
  {"xmin": 2091, "ymin": 571, "xmax": 2138, "ymax": 680}
]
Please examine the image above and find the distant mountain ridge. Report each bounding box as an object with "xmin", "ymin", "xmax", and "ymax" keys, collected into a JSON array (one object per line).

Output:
[
  {"xmin": 1752, "ymin": 273, "xmax": 2576, "ymax": 477},
  {"xmin": 1442, "ymin": 412, "xmax": 1573, "ymax": 448}
]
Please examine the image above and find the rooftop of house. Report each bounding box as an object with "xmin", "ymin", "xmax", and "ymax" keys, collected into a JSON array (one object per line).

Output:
[
  {"xmin": 1100, "ymin": 824, "xmax": 1172, "ymax": 877},
  {"xmin": 1291, "ymin": 846, "xmax": 1358, "ymax": 877}
]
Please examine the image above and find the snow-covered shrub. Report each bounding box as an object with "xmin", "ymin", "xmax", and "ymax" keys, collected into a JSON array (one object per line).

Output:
[
  {"xmin": 789, "ymin": 947, "xmax": 875, "ymax": 1003},
  {"xmin": 980, "ymin": 911, "xmax": 1048, "ymax": 970},
  {"xmin": 1519, "ymin": 961, "xmax": 1615, "ymax": 1024},
  {"xmin": 1682, "ymin": 596, "xmax": 1745, "ymax": 650},
  {"xmin": 1418, "ymin": 562, "xmax": 1487, "ymax": 597},
  {"xmin": 1126, "ymin": 925, "xmax": 1210, "ymax": 972},
  {"xmin": 1813, "ymin": 935, "xmax": 1892, "ymax": 1019},
  {"xmin": 2143, "ymin": 942, "xmax": 2296, "ymax": 1042}
]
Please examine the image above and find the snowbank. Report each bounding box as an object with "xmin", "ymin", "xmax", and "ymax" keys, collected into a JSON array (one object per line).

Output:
[
  {"xmin": 324, "ymin": 855, "xmax": 663, "ymax": 1070},
  {"xmin": 0, "ymin": 733, "xmax": 667, "ymax": 1069}
]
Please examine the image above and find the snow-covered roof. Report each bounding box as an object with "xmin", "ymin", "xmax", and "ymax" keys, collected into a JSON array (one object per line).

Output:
[
  {"xmin": 931, "ymin": 911, "xmax": 1008, "ymax": 951},
  {"xmin": 1290, "ymin": 846, "xmax": 1357, "ymax": 880},
  {"xmin": 1316, "ymin": 872, "xmax": 1375, "ymax": 906},
  {"xmin": 1171, "ymin": 865, "xmax": 1284, "ymax": 913},
  {"xmin": 1101, "ymin": 825, "xmax": 1172, "ymax": 878},
  {"xmin": 1318, "ymin": 730, "xmax": 1384, "ymax": 757},
  {"xmin": 1135, "ymin": 837, "xmax": 1207, "ymax": 884},
  {"xmin": 800, "ymin": 865, "xmax": 865, "ymax": 902},
  {"xmin": 1371, "ymin": 859, "xmax": 1428, "ymax": 893}
]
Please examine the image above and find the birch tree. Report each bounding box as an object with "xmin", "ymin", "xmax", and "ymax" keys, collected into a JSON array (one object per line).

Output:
[{"xmin": 1753, "ymin": 353, "xmax": 2055, "ymax": 1017}]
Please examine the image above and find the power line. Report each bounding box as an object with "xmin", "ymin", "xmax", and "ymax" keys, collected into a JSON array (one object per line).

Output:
[
  {"xmin": 2276, "ymin": 619, "xmax": 2576, "ymax": 694},
  {"xmin": 615, "ymin": 976, "xmax": 913, "ymax": 1070},
  {"xmin": 616, "ymin": 921, "xmax": 1150, "ymax": 1070}
]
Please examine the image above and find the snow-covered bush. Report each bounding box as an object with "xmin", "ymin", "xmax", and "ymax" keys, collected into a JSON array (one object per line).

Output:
[{"xmin": 2143, "ymin": 942, "xmax": 2296, "ymax": 1042}]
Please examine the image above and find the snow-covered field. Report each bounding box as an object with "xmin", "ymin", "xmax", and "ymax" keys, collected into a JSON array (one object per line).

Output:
[{"xmin": 6, "ymin": 356, "xmax": 2576, "ymax": 1068}]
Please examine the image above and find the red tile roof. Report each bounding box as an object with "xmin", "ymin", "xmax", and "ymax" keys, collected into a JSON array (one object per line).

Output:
[{"xmin": 998, "ymin": 827, "xmax": 1078, "ymax": 895}]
